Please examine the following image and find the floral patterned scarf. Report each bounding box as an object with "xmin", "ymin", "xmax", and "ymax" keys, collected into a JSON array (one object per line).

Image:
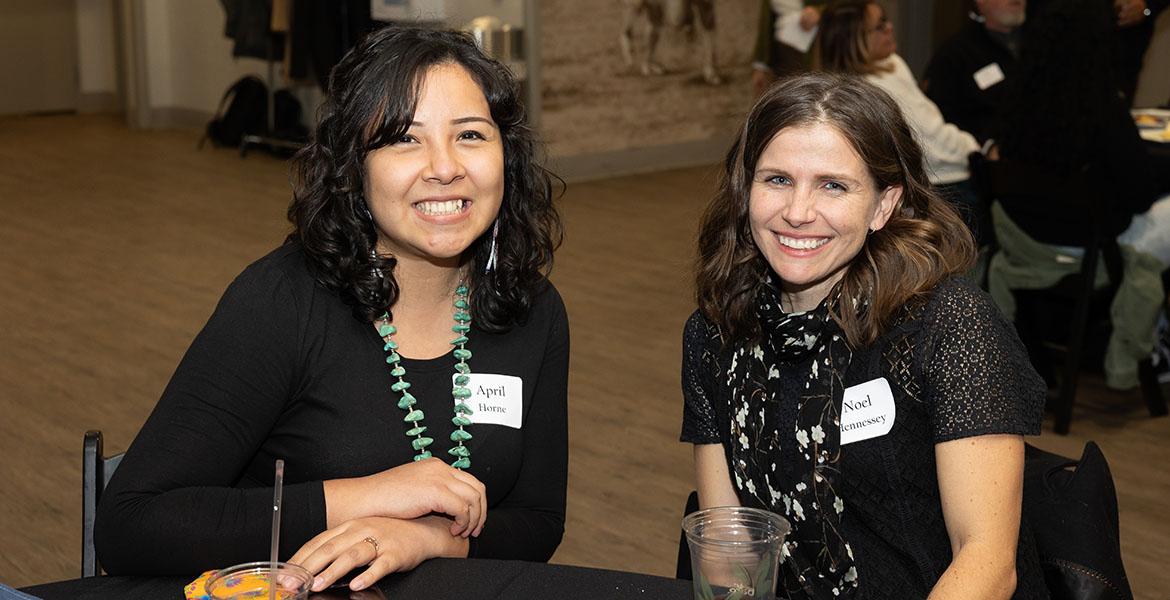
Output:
[{"xmin": 724, "ymin": 279, "xmax": 859, "ymax": 599}]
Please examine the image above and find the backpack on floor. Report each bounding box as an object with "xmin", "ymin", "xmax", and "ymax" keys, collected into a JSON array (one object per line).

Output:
[
  {"xmin": 201, "ymin": 75, "xmax": 268, "ymax": 148},
  {"xmin": 272, "ymin": 88, "xmax": 309, "ymax": 143}
]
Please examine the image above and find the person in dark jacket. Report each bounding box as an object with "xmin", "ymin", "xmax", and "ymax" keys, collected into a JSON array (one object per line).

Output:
[
  {"xmin": 994, "ymin": 0, "xmax": 1170, "ymax": 389},
  {"xmin": 923, "ymin": 0, "xmax": 1027, "ymax": 143}
]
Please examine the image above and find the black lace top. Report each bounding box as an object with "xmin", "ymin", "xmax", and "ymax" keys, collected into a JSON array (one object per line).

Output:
[{"xmin": 681, "ymin": 277, "xmax": 1051, "ymax": 599}]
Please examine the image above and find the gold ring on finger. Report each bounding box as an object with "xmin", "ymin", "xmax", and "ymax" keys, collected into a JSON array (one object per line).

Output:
[{"xmin": 362, "ymin": 536, "xmax": 380, "ymax": 556}]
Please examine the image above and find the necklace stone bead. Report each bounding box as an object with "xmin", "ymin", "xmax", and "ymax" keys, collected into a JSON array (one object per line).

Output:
[{"xmin": 377, "ymin": 284, "xmax": 474, "ymax": 469}]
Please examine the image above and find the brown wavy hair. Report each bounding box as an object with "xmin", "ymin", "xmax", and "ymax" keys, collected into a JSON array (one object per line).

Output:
[{"xmin": 695, "ymin": 72, "xmax": 974, "ymax": 347}]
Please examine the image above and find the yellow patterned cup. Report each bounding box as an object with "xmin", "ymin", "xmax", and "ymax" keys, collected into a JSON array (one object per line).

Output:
[{"xmin": 204, "ymin": 562, "xmax": 312, "ymax": 600}]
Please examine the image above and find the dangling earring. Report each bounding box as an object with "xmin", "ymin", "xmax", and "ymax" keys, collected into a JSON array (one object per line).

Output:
[
  {"xmin": 363, "ymin": 202, "xmax": 385, "ymax": 279},
  {"xmin": 370, "ymin": 248, "xmax": 384, "ymax": 279},
  {"xmin": 484, "ymin": 219, "xmax": 500, "ymax": 273}
]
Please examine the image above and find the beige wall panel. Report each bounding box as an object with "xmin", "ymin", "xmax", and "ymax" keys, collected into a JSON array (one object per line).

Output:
[
  {"xmin": 1134, "ymin": 10, "xmax": 1170, "ymax": 108},
  {"xmin": 0, "ymin": 0, "xmax": 78, "ymax": 115}
]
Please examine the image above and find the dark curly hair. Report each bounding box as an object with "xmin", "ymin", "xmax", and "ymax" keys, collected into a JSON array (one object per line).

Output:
[
  {"xmin": 288, "ymin": 26, "xmax": 562, "ymax": 330},
  {"xmin": 696, "ymin": 73, "xmax": 974, "ymax": 347}
]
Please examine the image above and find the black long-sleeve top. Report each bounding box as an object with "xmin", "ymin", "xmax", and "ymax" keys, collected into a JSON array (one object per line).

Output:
[{"xmin": 95, "ymin": 243, "xmax": 569, "ymax": 574}]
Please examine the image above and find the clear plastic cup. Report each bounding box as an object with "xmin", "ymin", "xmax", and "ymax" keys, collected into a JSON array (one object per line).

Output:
[
  {"xmin": 204, "ymin": 561, "xmax": 312, "ymax": 600},
  {"xmin": 682, "ymin": 506, "xmax": 791, "ymax": 600}
]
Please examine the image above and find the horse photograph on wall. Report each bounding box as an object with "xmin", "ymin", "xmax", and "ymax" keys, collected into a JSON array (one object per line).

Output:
[
  {"xmin": 619, "ymin": 0, "xmax": 722, "ymax": 84},
  {"xmin": 540, "ymin": 0, "xmax": 756, "ymax": 158}
]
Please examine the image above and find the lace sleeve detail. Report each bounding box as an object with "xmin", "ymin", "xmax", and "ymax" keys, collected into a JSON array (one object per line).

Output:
[
  {"xmin": 681, "ymin": 311, "xmax": 721, "ymax": 444},
  {"xmin": 921, "ymin": 278, "xmax": 1047, "ymax": 443}
]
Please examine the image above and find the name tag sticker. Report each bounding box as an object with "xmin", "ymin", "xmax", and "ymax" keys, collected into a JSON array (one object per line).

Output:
[
  {"xmin": 840, "ymin": 377, "xmax": 895, "ymax": 445},
  {"xmin": 973, "ymin": 62, "xmax": 1005, "ymax": 90},
  {"xmin": 456, "ymin": 373, "xmax": 523, "ymax": 429}
]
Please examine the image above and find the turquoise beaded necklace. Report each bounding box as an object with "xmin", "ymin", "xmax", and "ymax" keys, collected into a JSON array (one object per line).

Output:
[{"xmin": 376, "ymin": 283, "xmax": 474, "ymax": 469}]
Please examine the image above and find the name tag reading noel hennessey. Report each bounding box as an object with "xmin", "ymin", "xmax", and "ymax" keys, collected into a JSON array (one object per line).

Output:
[
  {"xmin": 454, "ymin": 373, "xmax": 523, "ymax": 429},
  {"xmin": 839, "ymin": 377, "xmax": 896, "ymax": 445}
]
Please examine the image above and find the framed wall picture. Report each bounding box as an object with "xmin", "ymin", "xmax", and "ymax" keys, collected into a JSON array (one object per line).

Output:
[{"xmin": 539, "ymin": 0, "xmax": 756, "ymax": 158}]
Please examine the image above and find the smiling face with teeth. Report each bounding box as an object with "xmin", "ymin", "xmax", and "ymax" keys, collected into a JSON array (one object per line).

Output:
[
  {"xmin": 748, "ymin": 122, "xmax": 901, "ymax": 313},
  {"xmin": 364, "ymin": 63, "xmax": 504, "ymax": 266}
]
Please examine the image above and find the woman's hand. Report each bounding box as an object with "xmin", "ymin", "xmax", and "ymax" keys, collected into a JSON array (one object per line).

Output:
[
  {"xmin": 290, "ymin": 516, "xmax": 468, "ymax": 592},
  {"xmin": 751, "ymin": 67, "xmax": 777, "ymax": 99},
  {"xmin": 694, "ymin": 444, "xmax": 740, "ymax": 509},
  {"xmin": 324, "ymin": 458, "xmax": 487, "ymax": 537},
  {"xmin": 799, "ymin": 6, "xmax": 821, "ymax": 31},
  {"xmin": 1115, "ymin": 0, "xmax": 1148, "ymax": 27}
]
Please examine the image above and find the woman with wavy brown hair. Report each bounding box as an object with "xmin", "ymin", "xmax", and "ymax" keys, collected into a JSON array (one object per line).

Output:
[
  {"xmin": 96, "ymin": 26, "xmax": 567, "ymax": 592},
  {"xmin": 681, "ymin": 72, "xmax": 1049, "ymax": 599}
]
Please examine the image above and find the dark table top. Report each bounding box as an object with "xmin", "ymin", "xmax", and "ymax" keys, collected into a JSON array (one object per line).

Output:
[{"xmin": 21, "ymin": 558, "xmax": 693, "ymax": 600}]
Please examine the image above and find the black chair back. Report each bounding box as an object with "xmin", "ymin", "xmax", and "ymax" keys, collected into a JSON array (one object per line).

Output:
[
  {"xmin": 82, "ymin": 430, "xmax": 124, "ymax": 577},
  {"xmin": 675, "ymin": 490, "xmax": 700, "ymax": 580},
  {"xmin": 969, "ymin": 155, "xmax": 1134, "ymax": 434},
  {"xmin": 1024, "ymin": 443, "xmax": 1134, "ymax": 600}
]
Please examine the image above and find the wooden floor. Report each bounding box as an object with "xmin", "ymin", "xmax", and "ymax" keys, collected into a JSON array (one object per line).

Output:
[{"xmin": 1, "ymin": 114, "xmax": 1167, "ymax": 597}]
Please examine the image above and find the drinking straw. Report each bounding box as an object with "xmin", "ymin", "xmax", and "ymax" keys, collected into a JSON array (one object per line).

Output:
[{"xmin": 270, "ymin": 459, "xmax": 285, "ymax": 600}]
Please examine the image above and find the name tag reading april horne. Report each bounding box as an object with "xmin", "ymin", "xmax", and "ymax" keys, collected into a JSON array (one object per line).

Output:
[
  {"xmin": 840, "ymin": 377, "xmax": 896, "ymax": 445},
  {"xmin": 455, "ymin": 373, "xmax": 523, "ymax": 429}
]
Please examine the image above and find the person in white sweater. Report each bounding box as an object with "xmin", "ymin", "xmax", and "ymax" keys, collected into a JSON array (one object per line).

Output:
[
  {"xmin": 751, "ymin": 1, "xmax": 823, "ymax": 97},
  {"xmin": 815, "ymin": 0, "xmax": 987, "ymax": 245}
]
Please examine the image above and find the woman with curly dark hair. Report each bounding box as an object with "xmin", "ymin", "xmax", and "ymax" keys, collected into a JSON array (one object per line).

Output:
[
  {"xmin": 95, "ymin": 26, "xmax": 567, "ymax": 591},
  {"xmin": 681, "ymin": 73, "xmax": 1049, "ymax": 599}
]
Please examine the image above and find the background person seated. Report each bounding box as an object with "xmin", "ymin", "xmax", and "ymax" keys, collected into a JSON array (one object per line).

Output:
[
  {"xmin": 750, "ymin": 0, "xmax": 823, "ymax": 98},
  {"xmin": 923, "ymin": 0, "xmax": 1027, "ymax": 144},
  {"xmin": 992, "ymin": 0, "xmax": 1170, "ymax": 390},
  {"xmin": 816, "ymin": 0, "xmax": 988, "ymax": 248},
  {"xmin": 1028, "ymin": 0, "xmax": 1169, "ymax": 106}
]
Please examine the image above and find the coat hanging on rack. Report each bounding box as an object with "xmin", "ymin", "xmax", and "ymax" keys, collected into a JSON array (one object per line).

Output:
[
  {"xmin": 220, "ymin": 0, "xmax": 286, "ymax": 60},
  {"xmin": 289, "ymin": 0, "xmax": 375, "ymax": 91}
]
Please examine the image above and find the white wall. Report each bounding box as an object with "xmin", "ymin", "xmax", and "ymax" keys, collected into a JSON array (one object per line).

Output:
[
  {"xmin": 142, "ymin": 1, "xmax": 175, "ymax": 108},
  {"xmin": 141, "ymin": 0, "xmax": 528, "ymax": 119},
  {"xmin": 76, "ymin": 0, "xmax": 117, "ymax": 94},
  {"xmin": 441, "ymin": 0, "xmax": 524, "ymax": 28},
  {"xmin": 63, "ymin": 0, "xmax": 1170, "ymax": 122},
  {"xmin": 143, "ymin": 0, "xmax": 275, "ymax": 115},
  {"xmin": 70, "ymin": 0, "xmax": 532, "ymax": 122},
  {"xmin": 73, "ymin": 0, "xmax": 273, "ymax": 115}
]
